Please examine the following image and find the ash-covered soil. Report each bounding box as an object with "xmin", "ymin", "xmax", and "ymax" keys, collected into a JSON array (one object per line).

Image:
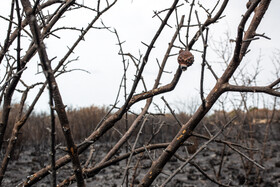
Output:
[{"xmin": 2, "ymin": 123, "xmax": 280, "ymax": 187}]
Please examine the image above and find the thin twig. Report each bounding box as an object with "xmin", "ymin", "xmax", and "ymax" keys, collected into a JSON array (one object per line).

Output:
[
  {"xmin": 160, "ymin": 116, "xmax": 236, "ymax": 187},
  {"xmin": 195, "ymin": 10, "xmax": 208, "ymax": 108},
  {"xmin": 226, "ymin": 142, "xmax": 265, "ymax": 170},
  {"xmin": 185, "ymin": 0, "xmax": 195, "ymax": 48},
  {"xmin": 174, "ymin": 154, "xmax": 230, "ymax": 187},
  {"xmin": 121, "ymin": 115, "xmax": 150, "ymax": 185},
  {"xmin": 161, "ymin": 96, "xmax": 182, "ymax": 127}
]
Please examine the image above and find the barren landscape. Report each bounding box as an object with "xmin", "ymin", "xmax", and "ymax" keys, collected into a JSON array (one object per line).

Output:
[
  {"xmin": 2, "ymin": 120, "xmax": 280, "ymax": 187},
  {"xmin": 0, "ymin": 0, "xmax": 279, "ymax": 186}
]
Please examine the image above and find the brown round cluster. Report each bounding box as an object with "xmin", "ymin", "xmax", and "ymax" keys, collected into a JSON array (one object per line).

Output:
[{"xmin": 177, "ymin": 49, "xmax": 194, "ymax": 71}]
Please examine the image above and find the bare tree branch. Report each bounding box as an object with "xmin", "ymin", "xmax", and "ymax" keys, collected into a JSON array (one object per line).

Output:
[
  {"xmin": 20, "ymin": 0, "xmax": 85, "ymax": 185},
  {"xmin": 160, "ymin": 117, "xmax": 236, "ymax": 187},
  {"xmin": 139, "ymin": 1, "xmax": 272, "ymax": 186}
]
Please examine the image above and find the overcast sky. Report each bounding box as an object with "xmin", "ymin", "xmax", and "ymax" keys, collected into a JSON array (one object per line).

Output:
[{"xmin": 1, "ymin": 0, "xmax": 279, "ymax": 113}]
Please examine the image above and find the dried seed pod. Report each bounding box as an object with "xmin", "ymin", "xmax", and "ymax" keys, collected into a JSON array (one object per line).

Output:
[{"xmin": 177, "ymin": 49, "xmax": 194, "ymax": 71}]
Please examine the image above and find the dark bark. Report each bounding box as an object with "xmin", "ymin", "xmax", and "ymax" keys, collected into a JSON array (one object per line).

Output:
[
  {"xmin": 139, "ymin": 0, "xmax": 271, "ymax": 186},
  {"xmin": 20, "ymin": 0, "xmax": 85, "ymax": 186}
]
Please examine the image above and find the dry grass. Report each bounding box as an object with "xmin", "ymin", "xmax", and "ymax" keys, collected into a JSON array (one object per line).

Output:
[{"xmin": 1, "ymin": 104, "xmax": 279, "ymax": 159}]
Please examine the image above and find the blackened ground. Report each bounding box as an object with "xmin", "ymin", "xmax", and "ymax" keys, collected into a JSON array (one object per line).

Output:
[{"xmin": 2, "ymin": 123, "xmax": 280, "ymax": 187}]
